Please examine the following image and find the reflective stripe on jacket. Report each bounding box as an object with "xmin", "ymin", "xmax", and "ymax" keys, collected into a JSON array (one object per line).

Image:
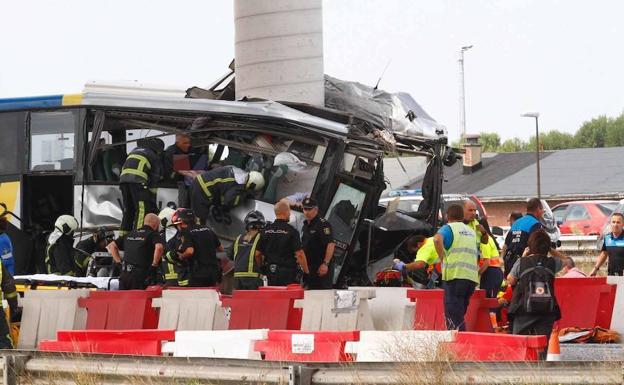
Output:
[
  {"xmin": 442, "ymin": 222, "xmax": 479, "ymax": 283},
  {"xmin": 233, "ymin": 233, "xmax": 261, "ymax": 278}
]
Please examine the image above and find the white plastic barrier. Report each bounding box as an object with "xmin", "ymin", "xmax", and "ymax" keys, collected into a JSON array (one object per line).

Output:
[
  {"xmin": 295, "ymin": 290, "xmax": 375, "ymax": 331},
  {"xmin": 18, "ymin": 289, "xmax": 90, "ymax": 349},
  {"xmin": 606, "ymin": 276, "xmax": 624, "ymax": 334},
  {"xmin": 349, "ymin": 287, "xmax": 415, "ymax": 331},
  {"xmin": 162, "ymin": 329, "xmax": 268, "ymax": 359},
  {"xmin": 345, "ymin": 330, "xmax": 456, "ymax": 362},
  {"xmin": 152, "ymin": 289, "xmax": 228, "ymax": 331}
]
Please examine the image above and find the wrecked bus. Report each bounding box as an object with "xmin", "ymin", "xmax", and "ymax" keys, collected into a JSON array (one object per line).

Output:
[{"xmin": 0, "ymin": 80, "xmax": 453, "ymax": 286}]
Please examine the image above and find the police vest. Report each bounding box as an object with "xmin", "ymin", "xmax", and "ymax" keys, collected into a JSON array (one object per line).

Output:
[
  {"xmin": 123, "ymin": 229, "xmax": 155, "ymax": 268},
  {"xmin": 442, "ymin": 222, "xmax": 479, "ymax": 283},
  {"xmin": 233, "ymin": 233, "xmax": 261, "ymax": 278},
  {"xmin": 120, "ymin": 148, "xmax": 154, "ymax": 184}
]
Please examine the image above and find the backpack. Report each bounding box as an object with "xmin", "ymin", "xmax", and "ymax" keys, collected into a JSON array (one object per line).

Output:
[
  {"xmin": 518, "ymin": 259, "xmax": 555, "ymax": 314},
  {"xmin": 374, "ymin": 269, "xmax": 403, "ymax": 287}
]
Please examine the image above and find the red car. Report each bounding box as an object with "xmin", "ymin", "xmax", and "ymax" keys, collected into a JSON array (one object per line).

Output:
[{"xmin": 552, "ymin": 200, "xmax": 618, "ymax": 235}]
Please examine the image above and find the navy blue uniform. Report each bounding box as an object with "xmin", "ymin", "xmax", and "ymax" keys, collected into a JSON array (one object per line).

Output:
[
  {"xmin": 257, "ymin": 219, "xmax": 303, "ymax": 286},
  {"xmin": 503, "ymin": 214, "xmax": 542, "ymax": 276},
  {"xmin": 119, "ymin": 146, "xmax": 163, "ymax": 233},
  {"xmin": 190, "ymin": 166, "xmax": 247, "ymax": 222},
  {"xmin": 602, "ymin": 232, "xmax": 624, "ymax": 276}
]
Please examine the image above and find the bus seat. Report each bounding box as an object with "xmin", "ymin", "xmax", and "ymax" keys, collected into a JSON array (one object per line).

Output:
[
  {"xmin": 262, "ymin": 165, "xmax": 288, "ymax": 202},
  {"xmin": 102, "ymin": 148, "xmax": 125, "ymax": 182}
]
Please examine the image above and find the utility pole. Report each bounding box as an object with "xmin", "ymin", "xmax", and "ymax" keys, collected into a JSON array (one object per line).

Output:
[
  {"xmin": 458, "ymin": 45, "xmax": 473, "ymax": 143},
  {"xmin": 521, "ymin": 112, "xmax": 541, "ymax": 199}
]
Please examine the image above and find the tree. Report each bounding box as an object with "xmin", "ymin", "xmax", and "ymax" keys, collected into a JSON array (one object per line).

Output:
[
  {"xmin": 533, "ymin": 130, "xmax": 577, "ymax": 150},
  {"xmin": 479, "ymin": 132, "xmax": 501, "ymax": 152},
  {"xmin": 605, "ymin": 113, "xmax": 624, "ymax": 147},
  {"xmin": 499, "ymin": 138, "xmax": 527, "ymax": 152},
  {"xmin": 575, "ymin": 116, "xmax": 609, "ymax": 148}
]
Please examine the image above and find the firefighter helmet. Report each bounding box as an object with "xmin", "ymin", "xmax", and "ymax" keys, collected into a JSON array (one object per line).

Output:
[
  {"xmin": 244, "ymin": 210, "xmax": 266, "ymax": 230},
  {"xmin": 54, "ymin": 215, "xmax": 79, "ymax": 235},
  {"xmin": 246, "ymin": 171, "xmax": 265, "ymax": 191}
]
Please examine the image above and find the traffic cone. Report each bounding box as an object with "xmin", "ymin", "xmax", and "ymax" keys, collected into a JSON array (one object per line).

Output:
[{"xmin": 546, "ymin": 327, "xmax": 561, "ymax": 361}]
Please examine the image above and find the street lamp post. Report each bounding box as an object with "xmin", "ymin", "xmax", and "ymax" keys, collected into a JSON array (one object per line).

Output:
[
  {"xmin": 458, "ymin": 45, "xmax": 473, "ymax": 142},
  {"xmin": 521, "ymin": 112, "xmax": 541, "ymax": 199}
]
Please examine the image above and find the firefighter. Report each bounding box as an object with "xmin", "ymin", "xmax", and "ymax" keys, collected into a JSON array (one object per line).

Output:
[
  {"xmin": 164, "ymin": 208, "xmax": 195, "ymax": 287},
  {"xmin": 46, "ymin": 215, "xmax": 79, "ymax": 276},
  {"xmin": 107, "ymin": 213, "xmax": 164, "ymax": 290},
  {"xmin": 119, "ymin": 138, "xmax": 164, "ymax": 236},
  {"xmin": 230, "ymin": 210, "xmax": 266, "ymax": 290},
  {"xmin": 158, "ymin": 207, "xmax": 181, "ymax": 286},
  {"xmin": 75, "ymin": 227, "xmax": 111, "ymax": 276},
  {"xmin": 0, "ymin": 263, "xmax": 18, "ymax": 349},
  {"xmin": 189, "ymin": 165, "xmax": 265, "ymax": 223}
]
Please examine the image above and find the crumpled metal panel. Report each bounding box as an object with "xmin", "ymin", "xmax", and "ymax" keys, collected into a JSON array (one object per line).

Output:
[
  {"xmin": 324, "ymin": 75, "xmax": 446, "ymax": 138},
  {"xmin": 73, "ymin": 185, "xmax": 305, "ymax": 240},
  {"xmin": 74, "ymin": 185, "xmax": 178, "ymax": 228}
]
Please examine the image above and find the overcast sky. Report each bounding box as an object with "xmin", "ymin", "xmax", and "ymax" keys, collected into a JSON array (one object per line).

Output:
[{"xmin": 1, "ymin": 0, "xmax": 623, "ymax": 142}]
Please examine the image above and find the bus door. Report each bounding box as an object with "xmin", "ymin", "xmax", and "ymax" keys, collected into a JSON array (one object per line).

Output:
[
  {"xmin": 315, "ymin": 149, "xmax": 382, "ymax": 285},
  {"xmin": 23, "ymin": 110, "xmax": 83, "ymax": 272}
]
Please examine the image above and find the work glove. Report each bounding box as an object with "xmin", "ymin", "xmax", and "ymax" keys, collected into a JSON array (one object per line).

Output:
[
  {"xmin": 392, "ymin": 260, "xmax": 406, "ymax": 272},
  {"xmin": 7, "ymin": 298, "xmax": 20, "ymax": 323}
]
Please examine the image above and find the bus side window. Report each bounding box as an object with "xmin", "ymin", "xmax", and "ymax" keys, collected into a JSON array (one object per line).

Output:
[{"xmin": 30, "ymin": 111, "xmax": 77, "ymax": 171}]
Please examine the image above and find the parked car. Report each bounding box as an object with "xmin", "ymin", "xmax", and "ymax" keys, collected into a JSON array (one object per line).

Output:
[
  {"xmin": 379, "ymin": 190, "xmax": 487, "ymax": 220},
  {"xmin": 552, "ymin": 200, "xmax": 618, "ymax": 236}
]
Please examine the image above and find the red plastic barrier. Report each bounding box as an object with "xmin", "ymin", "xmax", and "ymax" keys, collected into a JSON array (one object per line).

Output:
[
  {"xmin": 555, "ymin": 277, "xmax": 616, "ymax": 329},
  {"xmin": 56, "ymin": 329, "xmax": 175, "ymax": 341},
  {"xmin": 407, "ymin": 289, "xmax": 496, "ymax": 332},
  {"xmin": 443, "ymin": 332, "xmax": 547, "ymax": 361},
  {"xmin": 255, "ymin": 330, "xmax": 359, "ymax": 362},
  {"xmin": 465, "ymin": 290, "xmax": 498, "ymax": 333},
  {"xmin": 78, "ymin": 288, "xmax": 162, "ymax": 330},
  {"xmin": 223, "ymin": 288, "xmax": 304, "ymax": 330},
  {"xmin": 39, "ymin": 329, "xmax": 175, "ymax": 356},
  {"xmin": 407, "ymin": 289, "xmax": 446, "ymax": 330}
]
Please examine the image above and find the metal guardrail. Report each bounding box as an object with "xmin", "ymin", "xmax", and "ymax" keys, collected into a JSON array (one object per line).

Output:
[
  {"xmin": 559, "ymin": 235, "xmax": 599, "ymax": 253},
  {"xmin": 1, "ymin": 351, "xmax": 622, "ymax": 385}
]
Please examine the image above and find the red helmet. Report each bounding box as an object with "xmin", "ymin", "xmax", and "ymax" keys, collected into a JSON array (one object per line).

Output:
[{"xmin": 172, "ymin": 208, "xmax": 195, "ymax": 225}]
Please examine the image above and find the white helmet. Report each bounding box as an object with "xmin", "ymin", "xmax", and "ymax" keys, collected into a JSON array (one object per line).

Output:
[
  {"xmin": 158, "ymin": 207, "xmax": 176, "ymax": 228},
  {"xmin": 54, "ymin": 215, "xmax": 79, "ymax": 235},
  {"xmin": 246, "ymin": 171, "xmax": 265, "ymax": 192}
]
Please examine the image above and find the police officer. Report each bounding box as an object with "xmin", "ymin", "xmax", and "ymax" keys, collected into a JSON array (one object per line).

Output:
[
  {"xmin": 591, "ymin": 212, "xmax": 624, "ymax": 276},
  {"xmin": 119, "ymin": 138, "xmax": 164, "ymax": 235},
  {"xmin": 108, "ymin": 213, "xmax": 164, "ymax": 290},
  {"xmin": 255, "ymin": 201, "xmax": 309, "ymax": 286},
  {"xmin": 230, "ymin": 210, "xmax": 266, "ymax": 290},
  {"xmin": 434, "ymin": 204, "xmax": 479, "ymax": 331},
  {"xmin": 189, "ymin": 165, "xmax": 265, "ymax": 223},
  {"xmin": 46, "ymin": 215, "xmax": 79, "ymax": 276},
  {"xmin": 184, "ymin": 208, "xmax": 224, "ymax": 287},
  {"xmin": 0, "ymin": 218, "xmax": 15, "ymax": 275},
  {"xmin": 301, "ymin": 198, "xmax": 335, "ymax": 290},
  {"xmin": 501, "ymin": 198, "xmax": 544, "ymax": 276},
  {"xmin": 0, "ymin": 262, "xmax": 18, "ymax": 349}
]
